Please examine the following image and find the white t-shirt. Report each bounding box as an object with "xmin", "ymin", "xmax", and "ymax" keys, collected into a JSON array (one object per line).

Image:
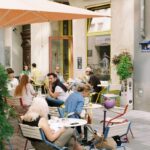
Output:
[
  {"xmin": 55, "ymin": 86, "xmax": 69, "ymax": 101},
  {"xmin": 7, "ymin": 78, "xmax": 19, "ymax": 96},
  {"xmin": 22, "ymin": 83, "xmax": 36, "ymax": 106}
]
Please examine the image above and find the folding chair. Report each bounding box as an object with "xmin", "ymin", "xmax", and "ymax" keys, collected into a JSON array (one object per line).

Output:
[
  {"xmin": 104, "ymin": 121, "xmax": 131, "ymax": 150},
  {"xmin": 89, "ymin": 121, "xmax": 131, "ymax": 150},
  {"xmin": 19, "ymin": 123, "xmax": 68, "ymax": 150},
  {"xmin": 6, "ymin": 97, "xmax": 28, "ymax": 115},
  {"xmin": 101, "ymin": 105, "xmax": 134, "ymax": 141}
]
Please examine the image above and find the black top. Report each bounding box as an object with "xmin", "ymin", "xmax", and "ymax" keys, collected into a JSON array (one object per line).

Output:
[
  {"xmin": 23, "ymin": 116, "xmax": 40, "ymax": 127},
  {"xmin": 89, "ymin": 75, "xmax": 102, "ymax": 92},
  {"xmin": 22, "ymin": 116, "xmax": 41, "ymax": 141},
  {"xmin": 52, "ymin": 79, "xmax": 67, "ymax": 93}
]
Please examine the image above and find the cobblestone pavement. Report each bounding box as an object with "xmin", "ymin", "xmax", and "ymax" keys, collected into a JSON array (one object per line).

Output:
[{"xmin": 5, "ymin": 108, "xmax": 150, "ymax": 150}]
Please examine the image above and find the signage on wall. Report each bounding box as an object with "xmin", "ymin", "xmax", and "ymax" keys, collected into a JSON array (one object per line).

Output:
[
  {"xmin": 77, "ymin": 57, "xmax": 82, "ymax": 69},
  {"xmin": 139, "ymin": 40, "xmax": 150, "ymax": 52}
]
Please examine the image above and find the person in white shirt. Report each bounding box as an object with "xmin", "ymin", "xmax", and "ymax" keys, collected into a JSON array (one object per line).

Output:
[
  {"xmin": 6, "ymin": 68, "xmax": 19, "ymax": 96},
  {"xmin": 46, "ymin": 73, "xmax": 68, "ymax": 107},
  {"xmin": 14, "ymin": 75, "xmax": 37, "ymax": 106}
]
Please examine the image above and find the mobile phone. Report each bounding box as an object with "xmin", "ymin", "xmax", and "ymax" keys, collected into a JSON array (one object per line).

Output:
[{"xmin": 70, "ymin": 122, "xmax": 79, "ymax": 125}]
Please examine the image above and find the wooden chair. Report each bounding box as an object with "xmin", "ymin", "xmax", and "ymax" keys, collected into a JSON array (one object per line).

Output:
[
  {"xmin": 5, "ymin": 97, "xmax": 28, "ymax": 116},
  {"xmin": 49, "ymin": 106, "xmax": 61, "ymax": 117},
  {"xmin": 19, "ymin": 123, "xmax": 67, "ymax": 150}
]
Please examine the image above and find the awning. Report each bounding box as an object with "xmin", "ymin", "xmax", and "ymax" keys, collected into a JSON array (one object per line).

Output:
[{"xmin": 0, "ymin": 0, "xmax": 108, "ymax": 27}]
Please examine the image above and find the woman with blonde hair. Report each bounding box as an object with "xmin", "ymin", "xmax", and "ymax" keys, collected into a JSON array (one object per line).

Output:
[
  {"xmin": 22, "ymin": 97, "xmax": 82, "ymax": 150},
  {"xmin": 14, "ymin": 74, "xmax": 37, "ymax": 106}
]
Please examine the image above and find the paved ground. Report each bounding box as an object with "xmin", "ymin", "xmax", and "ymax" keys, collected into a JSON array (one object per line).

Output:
[{"xmin": 5, "ymin": 108, "xmax": 150, "ymax": 150}]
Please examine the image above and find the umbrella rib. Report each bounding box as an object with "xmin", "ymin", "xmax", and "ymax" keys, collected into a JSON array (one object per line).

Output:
[
  {"xmin": 31, "ymin": 11, "xmax": 49, "ymax": 21},
  {"xmin": 3, "ymin": 10, "xmax": 30, "ymax": 26},
  {"xmin": 0, "ymin": 10, "xmax": 10, "ymax": 21}
]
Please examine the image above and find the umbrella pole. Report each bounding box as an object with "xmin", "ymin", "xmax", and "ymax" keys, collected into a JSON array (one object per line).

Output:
[{"xmin": 103, "ymin": 109, "xmax": 107, "ymax": 134}]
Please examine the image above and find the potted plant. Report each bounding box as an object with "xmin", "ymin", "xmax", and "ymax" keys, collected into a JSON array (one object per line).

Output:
[
  {"xmin": 112, "ymin": 52, "xmax": 133, "ymax": 80},
  {"xmin": 0, "ymin": 64, "xmax": 13, "ymax": 149}
]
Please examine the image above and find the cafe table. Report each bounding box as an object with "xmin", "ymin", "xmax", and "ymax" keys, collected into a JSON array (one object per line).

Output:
[
  {"xmin": 48, "ymin": 118, "xmax": 87, "ymax": 128},
  {"xmin": 102, "ymin": 93, "xmax": 119, "ymax": 99},
  {"xmin": 83, "ymin": 103, "xmax": 103, "ymax": 109}
]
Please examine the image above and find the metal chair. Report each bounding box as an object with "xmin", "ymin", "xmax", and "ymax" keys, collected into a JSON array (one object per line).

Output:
[
  {"xmin": 104, "ymin": 121, "xmax": 131, "ymax": 150},
  {"xmin": 101, "ymin": 105, "xmax": 134, "ymax": 141},
  {"xmin": 89, "ymin": 121, "xmax": 131, "ymax": 150},
  {"xmin": 19, "ymin": 123, "xmax": 68, "ymax": 150}
]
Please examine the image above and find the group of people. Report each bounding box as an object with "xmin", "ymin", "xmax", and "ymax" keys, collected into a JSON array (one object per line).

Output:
[{"xmin": 5, "ymin": 64, "xmax": 102, "ymax": 150}]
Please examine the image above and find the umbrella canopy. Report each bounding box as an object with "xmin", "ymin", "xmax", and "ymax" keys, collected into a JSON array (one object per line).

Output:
[{"xmin": 0, "ymin": 0, "xmax": 107, "ymax": 27}]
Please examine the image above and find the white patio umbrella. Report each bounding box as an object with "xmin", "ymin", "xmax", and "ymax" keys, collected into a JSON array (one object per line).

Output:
[{"xmin": 0, "ymin": 0, "xmax": 108, "ymax": 27}]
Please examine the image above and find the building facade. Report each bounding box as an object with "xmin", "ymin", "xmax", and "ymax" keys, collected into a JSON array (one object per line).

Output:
[{"xmin": 1, "ymin": 0, "xmax": 150, "ymax": 111}]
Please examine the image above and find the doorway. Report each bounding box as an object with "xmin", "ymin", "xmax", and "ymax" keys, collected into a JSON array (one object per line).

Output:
[{"xmin": 49, "ymin": 36, "xmax": 73, "ymax": 81}]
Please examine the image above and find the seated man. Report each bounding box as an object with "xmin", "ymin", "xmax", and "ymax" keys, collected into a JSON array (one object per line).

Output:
[
  {"xmin": 46, "ymin": 73, "xmax": 69, "ymax": 107},
  {"xmin": 65, "ymin": 84, "xmax": 91, "ymax": 137}
]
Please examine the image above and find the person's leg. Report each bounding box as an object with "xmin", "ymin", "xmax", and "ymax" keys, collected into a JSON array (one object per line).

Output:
[
  {"xmin": 54, "ymin": 128, "xmax": 74, "ymax": 148},
  {"xmin": 46, "ymin": 96, "xmax": 64, "ymax": 107},
  {"xmin": 54, "ymin": 128, "xmax": 83, "ymax": 150},
  {"xmin": 31, "ymin": 140, "xmax": 53, "ymax": 150}
]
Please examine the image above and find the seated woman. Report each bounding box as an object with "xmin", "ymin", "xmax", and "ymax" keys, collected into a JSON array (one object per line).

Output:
[
  {"xmin": 6, "ymin": 68, "xmax": 19, "ymax": 96},
  {"xmin": 14, "ymin": 75, "xmax": 37, "ymax": 106},
  {"xmin": 22, "ymin": 97, "xmax": 82, "ymax": 150},
  {"xmin": 65, "ymin": 84, "xmax": 91, "ymax": 137},
  {"xmin": 19, "ymin": 65, "xmax": 31, "ymax": 80},
  {"xmin": 46, "ymin": 73, "xmax": 69, "ymax": 107},
  {"xmin": 88, "ymin": 75, "xmax": 102, "ymax": 103}
]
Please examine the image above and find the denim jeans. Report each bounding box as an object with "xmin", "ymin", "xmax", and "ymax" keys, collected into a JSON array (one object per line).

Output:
[{"xmin": 46, "ymin": 96, "xmax": 64, "ymax": 107}]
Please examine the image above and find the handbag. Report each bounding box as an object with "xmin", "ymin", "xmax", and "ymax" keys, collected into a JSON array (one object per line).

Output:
[
  {"xmin": 85, "ymin": 113, "xmax": 92, "ymax": 124},
  {"xmin": 91, "ymin": 134, "xmax": 116, "ymax": 150}
]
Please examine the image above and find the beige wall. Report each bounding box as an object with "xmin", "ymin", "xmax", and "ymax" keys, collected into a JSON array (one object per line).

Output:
[
  {"xmin": 69, "ymin": 0, "xmax": 110, "ymax": 78},
  {"xmin": 72, "ymin": 19, "xmax": 87, "ymax": 78},
  {"xmin": 4, "ymin": 27, "xmax": 22, "ymax": 76},
  {"xmin": 111, "ymin": 0, "xmax": 134, "ymax": 83},
  {"xmin": 31, "ymin": 23, "xmax": 50, "ymax": 76},
  {"xmin": 12, "ymin": 26, "xmax": 22, "ymax": 75}
]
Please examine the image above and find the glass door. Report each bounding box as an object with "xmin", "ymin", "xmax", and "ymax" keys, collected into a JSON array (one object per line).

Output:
[{"xmin": 49, "ymin": 37, "xmax": 73, "ymax": 81}]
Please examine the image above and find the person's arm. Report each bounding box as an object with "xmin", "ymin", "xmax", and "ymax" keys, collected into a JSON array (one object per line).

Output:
[
  {"xmin": 48, "ymin": 89, "xmax": 59, "ymax": 98},
  {"xmin": 29, "ymin": 83, "xmax": 37, "ymax": 97},
  {"xmin": 76, "ymin": 99, "xmax": 84, "ymax": 114},
  {"xmin": 38, "ymin": 118, "xmax": 65, "ymax": 142},
  {"xmin": 48, "ymin": 86, "xmax": 62, "ymax": 99}
]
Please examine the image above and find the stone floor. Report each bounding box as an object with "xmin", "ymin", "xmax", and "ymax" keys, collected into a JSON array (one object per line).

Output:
[{"xmin": 5, "ymin": 108, "xmax": 150, "ymax": 150}]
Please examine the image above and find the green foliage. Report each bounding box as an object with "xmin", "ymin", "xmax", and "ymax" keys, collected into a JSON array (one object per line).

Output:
[
  {"xmin": 117, "ymin": 55, "xmax": 133, "ymax": 80},
  {"xmin": 112, "ymin": 52, "xmax": 133, "ymax": 80},
  {"xmin": 0, "ymin": 64, "xmax": 13, "ymax": 149}
]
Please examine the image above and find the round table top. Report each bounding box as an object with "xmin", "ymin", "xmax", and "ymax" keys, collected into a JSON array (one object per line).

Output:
[
  {"xmin": 84, "ymin": 103, "xmax": 103, "ymax": 109},
  {"xmin": 97, "ymin": 84, "xmax": 109, "ymax": 87},
  {"xmin": 48, "ymin": 118, "xmax": 87, "ymax": 128},
  {"xmin": 102, "ymin": 93, "xmax": 119, "ymax": 98}
]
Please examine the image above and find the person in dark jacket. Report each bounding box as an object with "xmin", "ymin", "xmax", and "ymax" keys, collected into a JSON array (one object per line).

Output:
[{"xmin": 89, "ymin": 75, "xmax": 102, "ymax": 103}]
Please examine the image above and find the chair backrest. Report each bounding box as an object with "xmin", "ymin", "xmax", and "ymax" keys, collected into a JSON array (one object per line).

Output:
[
  {"xmin": 19, "ymin": 123, "xmax": 66, "ymax": 150},
  {"xmin": 107, "ymin": 104, "xmax": 129, "ymax": 125},
  {"xmin": 49, "ymin": 107, "xmax": 60, "ymax": 117},
  {"xmin": 19, "ymin": 123, "xmax": 42, "ymax": 140},
  {"xmin": 104, "ymin": 121, "xmax": 131, "ymax": 139},
  {"xmin": 6, "ymin": 97, "xmax": 22, "ymax": 107}
]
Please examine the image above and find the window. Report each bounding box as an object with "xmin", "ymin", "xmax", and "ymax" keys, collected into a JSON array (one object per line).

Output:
[{"xmin": 87, "ymin": 4, "xmax": 111, "ymax": 80}]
